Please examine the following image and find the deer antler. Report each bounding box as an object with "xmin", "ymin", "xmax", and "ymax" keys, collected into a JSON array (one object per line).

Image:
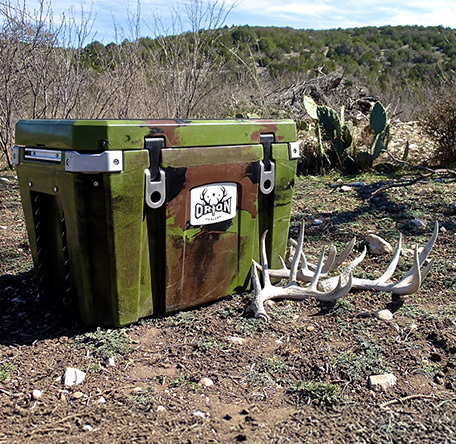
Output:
[
  {"xmin": 250, "ymin": 221, "xmax": 438, "ymax": 321},
  {"xmin": 318, "ymin": 222, "xmax": 438, "ymax": 295},
  {"xmin": 250, "ymin": 224, "xmax": 353, "ymax": 321}
]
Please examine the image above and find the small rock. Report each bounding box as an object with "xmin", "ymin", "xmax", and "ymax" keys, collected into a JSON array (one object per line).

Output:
[
  {"xmin": 105, "ymin": 357, "xmax": 116, "ymax": 367},
  {"xmin": 97, "ymin": 397, "xmax": 106, "ymax": 404},
  {"xmin": 199, "ymin": 377, "xmax": 214, "ymax": 387},
  {"xmin": 366, "ymin": 234, "xmax": 393, "ymax": 255},
  {"xmin": 340, "ymin": 185, "xmax": 352, "ymax": 192},
  {"xmin": 0, "ymin": 177, "xmax": 10, "ymax": 183},
  {"xmin": 73, "ymin": 391, "xmax": 84, "ymax": 399},
  {"xmin": 82, "ymin": 424, "xmax": 93, "ymax": 432},
  {"xmin": 374, "ymin": 309, "xmax": 393, "ymax": 321},
  {"xmin": 409, "ymin": 323, "xmax": 418, "ymax": 331},
  {"xmin": 411, "ymin": 218, "xmax": 426, "ymax": 228},
  {"xmin": 440, "ymin": 226, "xmax": 447, "ymax": 233},
  {"xmin": 64, "ymin": 368, "xmax": 86, "ymax": 386},
  {"xmin": 312, "ymin": 219, "xmax": 323, "ymax": 226},
  {"xmin": 369, "ymin": 373, "xmax": 397, "ymax": 391},
  {"xmin": 193, "ymin": 410, "xmax": 207, "ymax": 419},
  {"xmin": 131, "ymin": 387, "xmax": 143, "ymax": 393},
  {"xmin": 0, "ymin": 226, "xmax": 7, "ymax": 230},
  {"xmin": 306, "ymin": 325, "xmax": 315, "ymax": 331},
  {"xmin": 31, "ymin": 389, "xmax": 42, "ymax": 400},
  {"xmin": 227, "ymin": 336, "xmax": 246, "ymax": 345},
  {"xmin": 157, "ymin": 405, "xmax": 166, "ymax": 412}
]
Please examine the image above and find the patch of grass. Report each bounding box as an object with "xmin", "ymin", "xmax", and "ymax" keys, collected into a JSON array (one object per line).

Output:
[
  {"xmin": 288, "ymin": 381, "xmax": 342, "ymax": 407},
  {"xmin": 170, "ymin": 373, "xmax": 202, "ymax": 392},
  {"xmin": 170, "ymin": 311, "xmax": 197, "ymax": 329},
  {"xmin": 197, "ymin": 336, "xmax": 223, "ymax": 350},
  {"xmin": 129, "ymin": 387, "xmax": 156, "ymax": 409},
  {"xmin": 75, "ymin": 327, "xmax": 133, "ymax": 360},
  {"xmin": 234, "ymin": 318, "xmax": 263, "ymax": 336},
  {"xmin": 258, "ymin": 355, "xmax": 288, "ymax": 375},
  {"xmin": 332, "ymin": 341, "xmax": 390, "ymax": 381},
  {"xmin": 0, "ymin": 362, "xmax": 17, "ymax": 382},
  {"xmin": 82, "ymin": 363, "xmax": 100, "ymax": 374},
  {"xmin": 410, "ymin": 361, "xmax": 441, "ymax": 378}
]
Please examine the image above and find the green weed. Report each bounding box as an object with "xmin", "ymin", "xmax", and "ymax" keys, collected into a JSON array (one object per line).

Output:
[
  {"xmin": 75, "ymin": 327, "xmax": 133, "ymax": 359},
  {"xmin": 0, "ymin": 362, "xmax": 16, "ymax": 382},
  {"xmin": 289, "ymin": 381, "xmax": 342, "ymax": 407},
  {"xmin": 332, "ymin": 341, "xmax": 390, "ymax": 381},
  {"xmin": 129, "ymin": 387, "xmax": 156, "ymax": 409}
]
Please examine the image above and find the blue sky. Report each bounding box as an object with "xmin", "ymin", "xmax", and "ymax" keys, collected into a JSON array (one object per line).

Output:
[{"xmin": 25, "ymin": 0, "xmax": 456, "ymax": 44}]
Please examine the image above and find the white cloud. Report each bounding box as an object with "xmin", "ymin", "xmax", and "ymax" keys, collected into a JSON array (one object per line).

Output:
[{"xmin": 233, "ymin": 0, "xmax": 456, "ymax": 28}]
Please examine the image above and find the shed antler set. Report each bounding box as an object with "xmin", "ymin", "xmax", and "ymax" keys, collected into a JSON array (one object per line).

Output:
[{"xmin": 250, "ymin": 222, "xmax": 439, "ymax": 321}]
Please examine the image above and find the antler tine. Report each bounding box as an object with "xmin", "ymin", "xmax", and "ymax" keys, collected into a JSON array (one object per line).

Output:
[
  {"xmin": 389, "ymin": 245, "xmax": 421, "ymax": 295},
  {"xmin": 318, "ymin": 247, "xmax": 366, "ymax": 291},
  {"xmin": 308, "ymin": 246, "xmax": 327, "ymax": 291},
  {"xmin": 260, "ymin": 230, "xmax": 271, "ymax": 288},
  {"xmin": 332, "ymin": 236, "xmax": 356, "ymax": 269},
  {"xmin": 289, "ymin": 221, "xmax": 305, "ymax": 284},
  {"xmin": 289, "ymin": 236, "xmax": 356, "ymax": 274},
  {"xmin": 372, "ymin": 234, "xmax": 403, "ymax": 285},
  {"xmin": 401, "ymin": 221, "xmax": 439, "ymax": 281}
]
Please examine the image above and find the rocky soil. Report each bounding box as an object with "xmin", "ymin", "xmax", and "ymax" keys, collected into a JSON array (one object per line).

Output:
[{"xmin": 1, "ymin": 125, "xmax": 455, "ymax": 443}]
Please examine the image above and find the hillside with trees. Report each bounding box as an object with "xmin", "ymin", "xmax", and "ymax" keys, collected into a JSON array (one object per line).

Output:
[{"xmin": 1, "ymin": 0, "xmax": 456, "ymax": 168}]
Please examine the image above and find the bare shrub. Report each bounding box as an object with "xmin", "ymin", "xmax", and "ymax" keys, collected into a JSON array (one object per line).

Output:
[{"xmin": 420, "ymin": 87, "xmax": 456, "ymax": 166}]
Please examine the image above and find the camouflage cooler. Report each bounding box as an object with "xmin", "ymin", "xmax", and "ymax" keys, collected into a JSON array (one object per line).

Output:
[{"xmin": 13, "ymin": 119, "xmax": 299, "ymax": 326}]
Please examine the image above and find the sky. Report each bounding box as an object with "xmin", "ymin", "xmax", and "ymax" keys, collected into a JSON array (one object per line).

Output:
[{"xmin": 22, "ymin": 0, "xmax": 456, "ymax": 44}]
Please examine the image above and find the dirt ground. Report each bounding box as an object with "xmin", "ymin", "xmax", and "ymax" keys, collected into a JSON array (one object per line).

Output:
[{"xmin": 1, "ymin": 132, "xmax": 456, "ymax": 443}]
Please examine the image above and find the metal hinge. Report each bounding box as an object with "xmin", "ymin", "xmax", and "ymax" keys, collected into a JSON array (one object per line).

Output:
[
  {"xmin": 259, "ymin": 134, "xmax": 275, "ymax": 194},
  {"xmin": 144, "ymin": 137, "xmax": 166, "ymax": 209},
  {"xmin": 288, "ymin": 141, "xmax": 300, "ymax": 160},
  {"xmin": 64, "ymin": 151, "xmax": 123, "ymax": 173}
]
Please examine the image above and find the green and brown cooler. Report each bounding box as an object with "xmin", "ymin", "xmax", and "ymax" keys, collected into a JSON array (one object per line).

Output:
[{"xmin": 13, "ymin": 119, "xmax": 299, "ymax": 326}]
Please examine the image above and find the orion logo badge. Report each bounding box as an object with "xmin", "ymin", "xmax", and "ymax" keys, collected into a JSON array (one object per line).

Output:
[{"xmin": 190, "ymin": 183, "xmax": 237, "ymax": 226}]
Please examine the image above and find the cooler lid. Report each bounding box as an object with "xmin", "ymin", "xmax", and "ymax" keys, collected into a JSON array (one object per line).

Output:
[{"xmin": 15, "ymin": 119, "xmax": 297, "ymax": 151}]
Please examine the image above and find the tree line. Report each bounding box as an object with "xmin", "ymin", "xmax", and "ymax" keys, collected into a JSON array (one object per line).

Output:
[{"xmin": 1, "ymin": 0, "xmax": 456, "ymax": 168}]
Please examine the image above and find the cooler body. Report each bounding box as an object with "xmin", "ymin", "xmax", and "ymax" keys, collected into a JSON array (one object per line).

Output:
[{"xmin": 14, "ymin": 119, "xmax": 299, "ymax": 326}]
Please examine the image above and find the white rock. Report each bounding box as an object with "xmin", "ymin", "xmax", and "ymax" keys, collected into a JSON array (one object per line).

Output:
[
  {"xmin": 440, "ymin": 226, "xmax": 447, "ymax": 233},
  {"xmin": 157, "ymin": 405, "xmax": 166, "ymax": 412},
  {"xmin": 73, "ymin": 391, "xmax": 84, "ymax": 399},
  {"xmin": 64, "ymin": 368, "xmax": 86, "ymax": 386},
  {"xmin": 82, "ymin": 424, "xmax": 93, "ymax": 432},
  {"xmin": 412, "ymin": 218, "xmax": 426, "ymax": 228},
  {"xmin": 369, "ymin": 373, "xmax": 397, "ymax": 391},
  {"xmin": 312, "ymin": 219, "xmax": 323, "ymax": 226},
  {"xmin": 193, "ymin": 410, "xmax": 207, "ymax": 419},
  {"xmin": 374, "ymin": 309, "xmax": 393, "ymax": 321},
  {"xmin": 0, "ymin": 177, "xmax": 10, "ymax": 183},
  {"xmin": 105, "ymin": 357, "xmax": 116, "ymax": 367},
  {"xmin": 365, "ymin": 234, "xmax": 393, "ymax": 255},
  {"xmin": 31, "ymin": 389, "xmax": 42, "ymax": 400},
  {"xmin": 227, "ymin": 336, "xmax": 246, "ymax": 345},
  {"xmin": 199, "ymin": 377, "xmax": 214, "ymax": 387},
  {"xmin": 340, "ymin": 185, "xmax": 352, "ymax": 192},
  {"xmin": 97, "ymin": 397, "xmax": 106, "ymax": 404}
]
